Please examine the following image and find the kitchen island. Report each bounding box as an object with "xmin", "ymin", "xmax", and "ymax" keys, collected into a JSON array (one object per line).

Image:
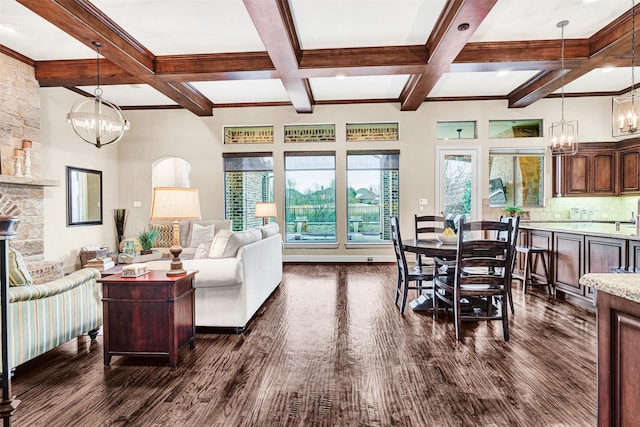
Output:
[
  {"xmin": 517, "ymin": 221, "xmax": 640, "ymax": 303},
  {"xmin": 579, "ymin": 273, "xmax": 640, "ymax": 427}
]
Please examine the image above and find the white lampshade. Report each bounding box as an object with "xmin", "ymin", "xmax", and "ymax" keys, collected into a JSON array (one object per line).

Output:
[
  {"xmin": 150, "ymin": 187, "xmax": 201, "ymax": 220},
  {"xmin": 255, "ymin": 202, "xmax": 277, "ymax": 219}
]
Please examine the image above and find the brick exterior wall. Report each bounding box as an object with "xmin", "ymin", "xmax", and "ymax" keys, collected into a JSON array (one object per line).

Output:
[{"xmin": 225, "ymin": 171, "xmax": 269, "ymax": 231}]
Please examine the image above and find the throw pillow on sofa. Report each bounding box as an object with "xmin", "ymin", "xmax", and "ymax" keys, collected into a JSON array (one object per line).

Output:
[
  {"xmin": 8, "ymin": 248, "xmax": 33, "ymax": 286},
  {"xmin": 188, "ymin": 223, "xmax": 216, "ymax": 248},
  {"xmin": 258, "ymin": 222, "xmax": 279, "ymax": 238},
  {"xmin": 208, "ymin": 228, "xmax": 261, "ymax": 259},
  {"xmin": 149, "ymin": 223, "xmax": 173, "ymax": 247},
  {"xmin": 193, "ymin": 242, "xmax": 211, "ymax": 259}
]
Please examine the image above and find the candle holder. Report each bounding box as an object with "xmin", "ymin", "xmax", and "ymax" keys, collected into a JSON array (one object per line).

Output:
[
  {"xmin": 22, "ymin": 149, "xmax": 31, "ymax": 178},
  {"xmin": 13, "ymin": 157, "xmax": 22, "ymax": 178}
]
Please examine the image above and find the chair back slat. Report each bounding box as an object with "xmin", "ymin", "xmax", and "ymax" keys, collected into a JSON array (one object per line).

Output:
[{"xmin": 414, "ymin": 215, "xmax": 445, "ymax": 239}]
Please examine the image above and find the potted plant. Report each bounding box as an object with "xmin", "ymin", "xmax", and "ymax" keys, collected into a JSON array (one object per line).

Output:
[
  {"xmin": 137, "ymin": 227, "xmax": 159, "ymax": 255},
  {"xmin": 505, "ymin": 205, "xmax": 521, "ymax": 217}
]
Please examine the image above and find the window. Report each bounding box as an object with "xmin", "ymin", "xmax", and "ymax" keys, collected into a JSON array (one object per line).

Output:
[
  {"xmin": 488, "ymin": 120, "xmax": 543, "ymax": 138},
  {"xmin": 284, "ymin": 152, "xmax": 336, "ymax": 243},
  {"xmin": 488, "ymin": 149, "xmax": 545, "ymax": 207},
  {"xmin": 346, "ymin": 150, "xmax": 399, "ymax": 243},
  {"xmin": 223, "ymin": 153, "xmax": 273, "ymax": 231},
  {"xmin": 436, "ymin": 121, "xmax": 477, "ymax": 140}
]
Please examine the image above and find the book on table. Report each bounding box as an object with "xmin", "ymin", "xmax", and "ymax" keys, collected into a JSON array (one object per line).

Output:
[{"xmin": 85, "ymin": 257, "xmax": 115, "ymax": 271}]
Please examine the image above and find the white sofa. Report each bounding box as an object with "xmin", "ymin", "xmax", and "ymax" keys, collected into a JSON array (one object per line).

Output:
[{"xmin": 148, "ymin": 222, "xmax": 283, "ymax": 332}]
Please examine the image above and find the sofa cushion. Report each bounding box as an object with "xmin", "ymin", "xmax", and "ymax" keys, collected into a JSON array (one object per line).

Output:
[
  {"xmin": 150, "ymin": 223, "xmax": 173, "ymax": 247},
  {"xmin": 258, "ymin": 222, "xmax": 279, "ymax": 238},
  {"xmin": 185, "ymin": 219, "xmax": 232, "ymax": 248},
  {"xmin": 188, "ymin": 223, "xmax": 216, "ymax": 248},
  {"xmin": 193, "ymin": 242, "xmax": 211, "ymax": 259},
  {"xmin": 208, "ymin": 228, "xmax": 261, "ymax": 259},
  {"xmin": 9, "ymin": 248, "xmax": 33, "ymax": 286}
]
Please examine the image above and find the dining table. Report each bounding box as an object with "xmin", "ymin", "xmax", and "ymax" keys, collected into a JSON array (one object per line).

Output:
[{"xmin": 401, "ymin": 238, "xmax": 458, "ymax": 311}]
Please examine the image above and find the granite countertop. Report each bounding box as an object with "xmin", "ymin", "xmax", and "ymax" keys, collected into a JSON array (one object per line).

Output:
[
  {"xmin": 580, "ymin": 273, "xmax": 640, "ymax": 303},
  {"xmin": 521, "ymin": 221, "xmax": 640, "ymax": 240}
]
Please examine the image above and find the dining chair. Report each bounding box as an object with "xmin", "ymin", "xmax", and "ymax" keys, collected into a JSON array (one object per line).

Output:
[
  {"xmin": 390, "ymin": 216, "xmax": 434, "ymax": 314},
  {"xmin": 432, "ymin": 217, "xmax": 513, "ymax": 341},
  {"xmin": 414, "ymin": 214, "xmax": 445, "ymax": 268},
  {"xmin": 498, "ymin": 214, "xmax": 520, "ymax": 314}
]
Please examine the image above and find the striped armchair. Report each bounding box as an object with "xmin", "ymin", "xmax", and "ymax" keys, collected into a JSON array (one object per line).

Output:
[{"xmin": 2, "ymin": 268, "xmax": 102, "ymax": 372}]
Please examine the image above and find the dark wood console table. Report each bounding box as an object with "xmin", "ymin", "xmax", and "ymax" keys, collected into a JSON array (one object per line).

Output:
[{"xmin": 99, "ymin": 270, "xmax": 196, "ymax": 367}]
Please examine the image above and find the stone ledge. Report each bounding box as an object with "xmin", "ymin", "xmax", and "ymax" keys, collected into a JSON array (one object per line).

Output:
[
  {"xmin": 26, "ymin": 260, "xmax": 63, "ymax": 285},
  {"xmin": 0, "ymin": 175, "xmax": 59, "ymax": 187}
]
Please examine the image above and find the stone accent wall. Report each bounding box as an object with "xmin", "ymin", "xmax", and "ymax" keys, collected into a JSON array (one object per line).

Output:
[{"xmin": 1, "ymin": 52, "xmax": 50, "ymax": 266}]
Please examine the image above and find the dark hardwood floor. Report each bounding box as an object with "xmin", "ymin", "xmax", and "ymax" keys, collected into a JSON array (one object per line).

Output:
[{"xmin": 11, "ymin": 264, "xmax": 596, "ymax": 426}]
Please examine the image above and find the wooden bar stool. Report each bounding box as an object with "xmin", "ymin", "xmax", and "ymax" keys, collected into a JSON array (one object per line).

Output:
[{"xmin": 513, "ymin": 246, "xmax": 553, "ymax": 295}]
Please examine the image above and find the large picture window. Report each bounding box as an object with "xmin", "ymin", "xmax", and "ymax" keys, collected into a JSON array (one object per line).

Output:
[
  {"xmin": 223, "ymin": 153, "xmax": 274, "ymax": 231},
  {"xmin": 346, "ymin": 150, "xmax": 399, "ymax": 243},
  {"xmin": 284, "ymin": 152, "xmax": 336, "ymax": 243},
  {"xmin": 488, "ymin": 149, "xmax": 545, "ymax": 207}
]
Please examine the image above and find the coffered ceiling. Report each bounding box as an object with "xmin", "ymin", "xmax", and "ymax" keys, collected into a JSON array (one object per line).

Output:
[{"xmin": 0, "ymin": 0, "xmax": 637, "ymax": 116}]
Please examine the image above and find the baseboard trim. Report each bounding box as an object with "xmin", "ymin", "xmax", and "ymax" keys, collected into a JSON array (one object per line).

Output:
[{"xmin": 283, "ymin": 254, "xmax": 395, "ymax": 263}]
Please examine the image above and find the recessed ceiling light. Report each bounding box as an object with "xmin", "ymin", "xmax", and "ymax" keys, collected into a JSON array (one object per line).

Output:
[
  {"xmin": 497, "ymin": 70, "xmax": 510, "ymax": 77},
  {"xmin": 0, "ymin": 23, "xmax": 20, "ymax": 33},
  {"xmin": 601, "ymin": 66, "xmax": 616, "ymax": 73},
  {"xmin": 335, "ymin": 74, "xmax": 346, "ymax": 80}
]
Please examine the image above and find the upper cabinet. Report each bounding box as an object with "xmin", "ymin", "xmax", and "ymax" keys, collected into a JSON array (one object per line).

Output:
[
  {"xmin": 553, "ymin": 143, "xmax": 617, "ymax": 197},
  {"xmin": 619, "ymin": 146, "xmax": 640, "ymax": 194}
]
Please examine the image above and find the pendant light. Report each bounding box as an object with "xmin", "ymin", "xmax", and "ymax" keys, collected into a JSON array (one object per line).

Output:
[
  {"xmin": 548, "ymin": 20, "xmax": 578, "ymax": 156},
  {"xmin": 67, "ymin": 42, "xmax": 130, "ymax": 148},
  {"xmin": 613, "ymin": 0, "xmax": 639, "ymax": 138}
]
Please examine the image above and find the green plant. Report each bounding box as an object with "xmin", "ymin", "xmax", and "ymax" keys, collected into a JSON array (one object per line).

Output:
[
  {"xmin": 137, "ymin": 227, "xmax": 159, "ymax": 251},
  {"xmin": 505, "ymin": 205, "xmax": 521, "ymax": 215}
]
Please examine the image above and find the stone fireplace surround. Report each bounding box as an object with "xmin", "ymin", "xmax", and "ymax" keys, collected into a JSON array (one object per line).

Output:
[{"xmin": 0, "ymin": 176, "xmax": 61, "ymax": 284}]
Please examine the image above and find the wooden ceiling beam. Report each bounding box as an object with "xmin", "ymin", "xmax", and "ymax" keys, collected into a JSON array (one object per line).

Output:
[
  {"xmin": 508, "ymin": 5, "xmax": 640, "ymax": 108},
  {"xmin": 17, "ymin": 0, "xmax": 213, "ymax": 116},
  {"xmin": 400, "ymin": 0, "xmax": 498, "ymax": 111},
  {"xmin": 243, "ymin": 0, "xmax": 313, "ymax": 113}
]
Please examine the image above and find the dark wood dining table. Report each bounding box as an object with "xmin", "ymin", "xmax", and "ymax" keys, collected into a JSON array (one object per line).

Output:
[{"xmin": 401, "ymin": 238, "xmax": 458, "ymax": 311}]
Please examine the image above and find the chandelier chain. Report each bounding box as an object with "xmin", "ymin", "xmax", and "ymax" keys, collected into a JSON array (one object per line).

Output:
[
  {"xmin": 560, "ymin": 22, "xmax": 566, "ymax": 122},
  {"xmin": 632, "ymin": 0, "xmax": 636, "ymax": 100}
]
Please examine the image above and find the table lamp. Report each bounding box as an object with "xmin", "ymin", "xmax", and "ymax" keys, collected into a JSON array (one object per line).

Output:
[
  {"xmin": 150, "ymin": 187, "xmax": 201, "ymax": 275},
  {"xmin": 255, "ymin": 202, "xmax": 276, "ymax": 225}
]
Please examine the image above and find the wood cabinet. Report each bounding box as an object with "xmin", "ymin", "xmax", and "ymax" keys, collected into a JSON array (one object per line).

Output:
[
  {"xmin": 619, "ymin": 147, "xmax": 640, "ymax": 194},
  {"xmin": 552, "ymin": 232, "xmax": 584, "ymax": 298},
  {"xmin": 553, "ymin": 145, "xmax": 617, "ymax": 197},
  {"xmin": 99, "ymin": 270, "xmax": 196, "ymax": 367},
  {"xmin": 596, "ymin": 291, "xmax": 640, "ymax": 426},
  {"xmin": 584, "ymin": 236, "xmax": 627, "ymax": 300},
  {"xmin": 628, "ymin": 240, "xmax": 640, "ymax": 271}
]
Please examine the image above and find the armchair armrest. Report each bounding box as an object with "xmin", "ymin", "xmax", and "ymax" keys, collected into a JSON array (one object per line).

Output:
[{"xmin": 9, "ymin": 268, "xmax": 101, "ymax": 303}]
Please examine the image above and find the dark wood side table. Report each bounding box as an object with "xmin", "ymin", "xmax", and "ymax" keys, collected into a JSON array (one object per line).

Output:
[{"xmin": 98, "ymin": 270, "xmax": 196, "ymax": 367}]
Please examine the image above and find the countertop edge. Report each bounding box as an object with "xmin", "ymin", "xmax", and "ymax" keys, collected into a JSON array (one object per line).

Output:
[{"xmin": 580, "ymin": 273, "xmax": 640, "ymax": 303}]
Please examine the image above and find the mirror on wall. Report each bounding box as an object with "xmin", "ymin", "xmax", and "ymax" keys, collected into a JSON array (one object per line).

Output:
[
  {"xmin": 152, "ymin": 157, "xmax": 190, "ymax": 188},
  {"xmin": 67, "ymin": 166, "xmax": 103, "ymax": 226}
]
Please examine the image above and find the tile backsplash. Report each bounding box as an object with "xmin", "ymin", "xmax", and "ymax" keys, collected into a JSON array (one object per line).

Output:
[{"xmin": 483, "ymin": 196, "xmax": 640, "ymax": 222}]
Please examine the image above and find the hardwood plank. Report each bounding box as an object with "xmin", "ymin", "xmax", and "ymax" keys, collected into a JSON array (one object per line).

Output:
[{"xmin": 10, "ymin": 264, "xmax": 596, "ymax": 426}]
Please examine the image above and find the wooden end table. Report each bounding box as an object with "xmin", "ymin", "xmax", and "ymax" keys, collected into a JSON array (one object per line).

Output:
[{"xmin": 98, "ymin": 270, "xmax": 196, "ymax": 367}]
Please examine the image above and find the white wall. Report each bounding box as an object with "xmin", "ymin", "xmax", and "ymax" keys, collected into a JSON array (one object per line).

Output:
[
  {"xmin": 35, "ymin": 85, "xmax": 622, "ymax": 266},
  {"xmin": 112, "ymin": 96, "xmax": 617, "ymax": 261},
  {"xmin": 39, "ymin": 87, "xmax": 120, "ymax": 270}
]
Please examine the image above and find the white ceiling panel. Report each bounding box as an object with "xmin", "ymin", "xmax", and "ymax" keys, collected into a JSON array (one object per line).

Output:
[
  {"xmin": 310, "ymin": 75, "xmax": 410, "ymax": 100},
  {"xmin": 471, "ymin": 0, "xmax": 630, "ymax": 42},
  {"xmin": 290, "ymin": 0, "xmax": 447, "ymax": 49},
  {"xmin": 90, "ymin": 0, "xmax": 265, "ymax": 55},
  {"xmin": 0, "ymin": 1, "xmax": 95, "ymax": 60},
  {"xmin": 74, "ymin": 84, "xmax": 177, "ymax": 106},
  {"xmin": 555, "ymin": 67, "xmax": 636, "ymax": 93},
  {"xmin": 190, "ymin": 80, "xmax": 290, "ymax": 104},
  {"xmin": 428, "ymin": 71, "xmax": 541, "ymax": 97}
]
